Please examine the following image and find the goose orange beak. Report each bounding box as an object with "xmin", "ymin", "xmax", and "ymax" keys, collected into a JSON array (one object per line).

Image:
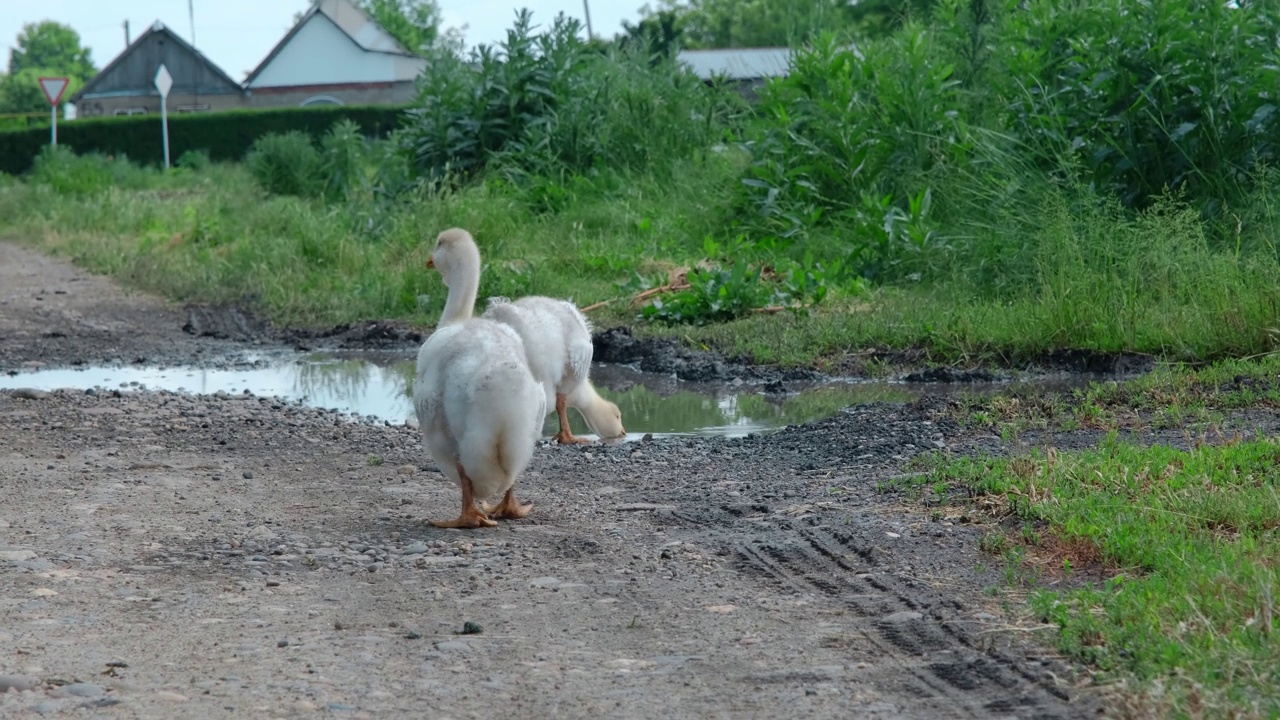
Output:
[{"xmin": 426, "ymin": 257, "xmax": 435, "ymax": 269}]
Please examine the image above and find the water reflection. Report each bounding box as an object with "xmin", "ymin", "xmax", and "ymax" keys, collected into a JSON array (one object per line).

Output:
[{"xmin": 0, "ymin": 351, "xmax": 1086, "ymax": 439}]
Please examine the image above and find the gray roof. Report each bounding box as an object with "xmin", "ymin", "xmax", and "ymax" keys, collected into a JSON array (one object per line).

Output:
[{"xmin": 676, "ymin": 48, "xmax": 793, "ymax": 81}]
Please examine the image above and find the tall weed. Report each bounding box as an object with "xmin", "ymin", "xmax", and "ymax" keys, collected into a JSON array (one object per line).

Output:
[
  {"xmin": 246, "ymin": 131, "xmax": 323, "ymax": 198},
  {"xmin": 400, "ymin": 10, "xmax": 744, "ymax": 190}
]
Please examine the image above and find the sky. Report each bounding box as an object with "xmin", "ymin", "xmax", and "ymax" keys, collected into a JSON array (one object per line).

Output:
[{"xmin": 0, "ymin": 1, "xmax": 646, "ymax": 82}]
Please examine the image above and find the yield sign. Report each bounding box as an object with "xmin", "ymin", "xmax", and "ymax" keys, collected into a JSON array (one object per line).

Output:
[{"xmin": 37, "ymin": 77, "xmax": 69, "ymax": 106}]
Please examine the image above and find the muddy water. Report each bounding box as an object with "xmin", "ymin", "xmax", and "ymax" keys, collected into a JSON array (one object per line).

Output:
[{"xmin": 0, "ymin": 351, "xmax": 1094, "ymax": 440}]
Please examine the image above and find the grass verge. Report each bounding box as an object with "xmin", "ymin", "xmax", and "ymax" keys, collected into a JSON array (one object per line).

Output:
[
  {"xmin": 954, "ymin": 354, "xmax": 1280, "ymax": 434},
  {"xmin": 931, "ymin": 436, "xmax": 1280, "ymax": 717},
  {"xmin": 2, "ymin": 159, "xmax": 1280, "ymax": 369}
]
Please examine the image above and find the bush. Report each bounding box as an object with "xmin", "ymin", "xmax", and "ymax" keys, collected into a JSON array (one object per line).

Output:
[
  {"xmin": 0, "ymin": 104, "xmax": 405, "ymax": 175},
  {"xmin": 996, "ymin": 0, "xmax": 1280, "ymax": 215},
  {"xmin": 399, "ymin": 10, "xmax": 744, "ymax": 186},
  {"xmin": 28, "ymin": 145, "xmax": 158, "ymax": 195},
  {"xmin": 246, "ymin": 132, "xmax": 323, "ymax": 198},
  {"xmin": 176, "ymin": 149, "xmax": 211, "ymax": 171},
  {"xmin": 736, "ymin": 28, "xmax": 959, "ymax": 277}
]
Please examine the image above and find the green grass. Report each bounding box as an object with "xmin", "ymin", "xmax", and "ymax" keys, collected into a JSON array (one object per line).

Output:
[
  {"xmin": 3, "ymin": 154, "xmax": 1280, "ymax": 369},
  {"xmin": 954, "ymin": 354, "xmax": 1280, "ymax": 435},
  {"xmin": 933, "ymin": 437, "xmax": 1280, "ymax": 718}
]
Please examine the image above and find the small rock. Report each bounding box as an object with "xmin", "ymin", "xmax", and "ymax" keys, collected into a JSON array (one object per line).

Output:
[
  {"xmin": 881, "ymin": 611, "xmax": 923, "ymax": 623},
  {"xmin": 57, "ymin": 683, "xmax": 104, "ymax": 698},
  {"xmin": 404, "ymin": 631, "xmax": 422, "ymax": 640},
  {"xmin": 0, "ymin": 549, "xmax": 36, "ymax": 563},
  {"xmin": 31, "ymin": 700, "xmax": 66, "ymax": 714},
  {"xmin": 277, "ymin": 639, "xmax": 289, "ymax": 648},
  {"xmin": 404, "ymin": 542, "xmax": 428, "ymax": 555},
  {"xmin": 458, "ymin": 621, "xmax": 482, "ymax": 635},
  {"xmin": 10, "ymin": 388, "xmax": 49, "ymax": 400},
  {"xmin": 396, "ymin": 465, "xmax": 416, "ymax": 475},
  {"xmin": 242, "ymin": 471, "xmax": 253, "ymax": 480},
  {"xmin": 885, "ymin": 532, "xmax": 901, "ymax": 538},
  {"xmin": 706, "ymin": 605, "xmax": 737, "ymax": 614},
  {"xmin": 0, "ymin": 674, "xmax": 40, "ymax": 693}
]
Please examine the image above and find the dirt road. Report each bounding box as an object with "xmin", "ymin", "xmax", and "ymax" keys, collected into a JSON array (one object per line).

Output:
[{"xmin": 0, "ymin": 241, "xmax": 1099, "ymax": 718}]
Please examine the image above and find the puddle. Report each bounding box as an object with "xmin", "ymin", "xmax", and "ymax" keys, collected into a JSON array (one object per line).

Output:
[{"xmin": 1, "ymin": 352, "xmax": 1100, "ymax": 440}]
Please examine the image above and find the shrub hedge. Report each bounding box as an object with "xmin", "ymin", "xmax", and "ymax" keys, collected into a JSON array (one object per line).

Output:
[{"xmin": 0, "ymin": 104, "xmax": 406, "ymax": 175}]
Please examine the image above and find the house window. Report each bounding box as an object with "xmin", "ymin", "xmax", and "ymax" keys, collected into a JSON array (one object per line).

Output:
[
  {"xmin": 300, "ymin": 95, "xmax": 344, "ymax": 107},
  {"xmin": 113, "ymin": 108, "xmax": 148, "ymax": 116}
]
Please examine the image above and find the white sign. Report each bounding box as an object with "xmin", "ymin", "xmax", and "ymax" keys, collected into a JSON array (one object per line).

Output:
[
  {"xmin": 154, "ymin": 64, "xmax": 173, "ymax": 99},
  {"xmin": 37, "ymin": 76, "xmax": 69, "ymax": 146},
  {"xmin": 37, "ymin": 77, "xmax": 69, "ymax": 106},
  {"xmin": 155, "ymin": 64, "xmax": 173, "ymax": 169}
]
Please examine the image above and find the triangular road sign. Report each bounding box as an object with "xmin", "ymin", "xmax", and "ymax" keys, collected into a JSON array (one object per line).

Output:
[{"xmin": 38, "ymin": 77, "xmax": 69, "ymax": 106}]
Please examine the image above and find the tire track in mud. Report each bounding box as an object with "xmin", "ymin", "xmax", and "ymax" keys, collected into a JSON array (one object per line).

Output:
[{"xmin": 732, "ymin": 526, "xmax": 1084, "ymax": 719}]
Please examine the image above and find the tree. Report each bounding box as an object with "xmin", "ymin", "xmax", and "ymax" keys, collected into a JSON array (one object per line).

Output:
[
  {"xmin": 353, "ymin": 0, "xmax": 453, "ymax": 54},
  {"xmin": 620, "ymin": 9, "xmax": 683, "ymax": 60},
  {"xmin": 9, "ymin": 21, "xmax": 95, "ymax": 79},
  {"xmin": 642, "ymin": 0, "xmax": 857, "ymax": 49},
  {"xmin": 0, "ymin": 21, "xmax": 96, "ymax": 114},
  {"xmin": 637, "ymin": 0, "xmax": 936, "ymax": 49}
]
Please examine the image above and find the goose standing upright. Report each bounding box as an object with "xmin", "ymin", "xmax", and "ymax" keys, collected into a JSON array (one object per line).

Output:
[{"xmin": 412, "ymin": 228, "xmax": 546, "ymax": 529}]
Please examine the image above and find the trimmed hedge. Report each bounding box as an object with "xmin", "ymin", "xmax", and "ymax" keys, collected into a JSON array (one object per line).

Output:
[{"xmin": 0, "ymin": 104, "xmax": 407, "ymax": 175}]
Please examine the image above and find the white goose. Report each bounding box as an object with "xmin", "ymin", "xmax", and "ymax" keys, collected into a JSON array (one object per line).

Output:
[
  {"xmin": 412, "ymin": 228, "xmax": 546, "ymax": 529},
  {"xmin": 482, "ymin": 296, "xmax": 625, "ymax": 444}
]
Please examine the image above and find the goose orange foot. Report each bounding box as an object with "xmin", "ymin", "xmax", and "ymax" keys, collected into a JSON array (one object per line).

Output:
[
  {"xmin": 482, "ymin": 489, "xmax": 534, "ymax": 520},
  {"xmin": 554, "ymin": 392, "xmax": 592, "ymax": 444},
  {"xmin": 431, "ymin": 464, "xmax": 498, "ymax": 529}
]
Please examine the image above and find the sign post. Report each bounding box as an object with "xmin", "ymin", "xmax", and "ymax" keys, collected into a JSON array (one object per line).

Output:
[
  {"xmin": 154, "ymin": 64, "xmax": 173, "ymax": 169},
  {"xmin": 37, "ymin": 77, "xmax": 69, "ymax": 146}
]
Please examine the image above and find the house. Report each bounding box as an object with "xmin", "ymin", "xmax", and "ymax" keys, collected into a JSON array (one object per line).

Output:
[
  {"xmin": 242, "ymin": 0, "xmax": 428, "ymax": 108},
  {"xmin": 70, "ymin": 21, "xmax": 246, "ymax": 118},
  {"xmin": 676, "ymin": 47, "xmax": 793, "ymax": 99},
  {"xmin": 69, "ymin": 0, "xmax": 425, "ymax": 120}
]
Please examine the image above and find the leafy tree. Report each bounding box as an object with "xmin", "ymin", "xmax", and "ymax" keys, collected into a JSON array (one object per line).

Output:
[
  {"xmin": 9, "ymin": 21, "xmax": 95, "ymax": 79},
  {"xmin": 636, "ymin": 0, "xmax": 937, "ymax": 48},
  {"xmin": 620, "ymin": 9, "xmax": 683, "ymax": 60},
  {"xmin": 641, "ymin": 0, "xmax": 857, "ymax": 48},
  {"xmin": 353, "ymin": 0, "xmax": 459, "ymax": 54},
  {"xmin": 0, "ymin": 69, "xmax": 59, "ymax": 113},
  {"xmin": 845, "ymin": 0, "xmax": 939, "ymax": 36},
  {"xmin": 0, "ymin": 21, "xmax": 95, "ymax": 114}
]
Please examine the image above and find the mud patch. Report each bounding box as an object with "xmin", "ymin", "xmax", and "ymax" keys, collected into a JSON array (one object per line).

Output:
[
  {"xmin": 1032, "ymin": 348, "xmax": 1155, "ymax": 376},
  {"xmin": 591, "ymin": 326, "xmax": 824, "ymax": 384},
  {"xmin": 181, "ymin": 302, "xmax": 273, "ymax": 342},
  {"xmin": 903, "ymin": 366, "xmax": 1005, "ymax": 383}
]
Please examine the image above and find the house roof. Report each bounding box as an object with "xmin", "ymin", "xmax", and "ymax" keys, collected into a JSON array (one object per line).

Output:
[
  {"xmin": 676, "ymin": 47, "xmax": 793, "ymax": 81},
  {"xmin": 70, "ymin": 21, "xmax": 242, "ymax": 103},
  {"xmin": 243, "ymin": 0, "xmax": 419, "ymax": 87}
]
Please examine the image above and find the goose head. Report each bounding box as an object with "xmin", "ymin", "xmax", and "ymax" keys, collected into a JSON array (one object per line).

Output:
[
  {"xmin": 427, "ymin": 228, "xmax": 481, "ymax": 286},
  {"xmin": 572, "ymin": 382, "xmax": 626, "ymax": 441},
  {"xmin": 584, "ymin": 397, "xmax": 626, "ymax": 441},
  {"xmin": 428, "ymin": 228, "xmax": 483, "ymax": 325}
]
